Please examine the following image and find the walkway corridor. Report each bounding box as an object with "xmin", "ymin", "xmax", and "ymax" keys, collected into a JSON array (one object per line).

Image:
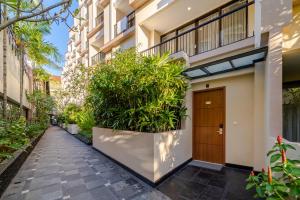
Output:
[{"xmin": 1, "ymin": 127, "xmax": 169, "ymax": 200}]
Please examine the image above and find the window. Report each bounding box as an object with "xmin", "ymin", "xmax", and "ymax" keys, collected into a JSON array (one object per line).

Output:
[{"xmin": 283, "ymin": 84, "xmax": 300, "ymax": 143}]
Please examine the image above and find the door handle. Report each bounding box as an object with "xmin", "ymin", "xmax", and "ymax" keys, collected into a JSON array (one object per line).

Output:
[{"xmin": 216, "ymin": 128, "xmax": 223, "ymax": 135}]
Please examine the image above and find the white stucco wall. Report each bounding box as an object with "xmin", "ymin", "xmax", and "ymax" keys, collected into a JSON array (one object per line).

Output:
[
  {"xmin": 283, "ymin": 5, "xmax": 300, "ymax": 52},
  {"xmin": 0, "ymin": 30, "xmax": 31, "ymax": 108},
  {"xmin": 190, "ymin": 72, "xmax": 255, "ymax": 167},
  {"xmin": 93, "ymin": 127, "xmax": 191, "ymax": 183}
]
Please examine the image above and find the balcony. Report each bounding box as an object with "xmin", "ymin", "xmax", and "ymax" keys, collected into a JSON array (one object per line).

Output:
[
  {"xmin": 95, "ymin": 12, "xmax": 104, "ymax": 27},
  {"xmin": 129, "ymin": 0, "xmax": 149, "ymax": 9},
  {"xmin": 91, "ymin": 52, "xmax": 106, "ymax": 65},
  {"xmin": 88, "ymin": 12, "xmax": 104, "ymax": 39},
  {"xmin": 114, "ymin": 11, "xmax": 135, "ymax": 37},
  {"xmin": 141, "ymin": 1, "xmax": 254, "ymax": 58}
]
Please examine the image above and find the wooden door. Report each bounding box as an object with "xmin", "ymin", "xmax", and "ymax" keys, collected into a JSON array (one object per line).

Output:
[{"xmin": 193, "ymin": 88, "xmax": 225, "ymax": 164}]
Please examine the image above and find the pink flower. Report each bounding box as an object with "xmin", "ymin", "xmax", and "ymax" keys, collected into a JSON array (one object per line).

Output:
[
  {"xmin": 268, "ymin": 166, "xmax": 272, "ymax": 183},
  {"xmin": 277, "ymin": 136, "xmax": 282, "ymax": 145},
  {"xmin": 281, "ymin": 149, "xmax": 287, "ymax": 164}
]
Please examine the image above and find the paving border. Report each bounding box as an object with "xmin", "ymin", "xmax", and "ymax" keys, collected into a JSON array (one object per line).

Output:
[{"xmin": 0, "ymin": 129, "xmax": 46, "ymax": 198}]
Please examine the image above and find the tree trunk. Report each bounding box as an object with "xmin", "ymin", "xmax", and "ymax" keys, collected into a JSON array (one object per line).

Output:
[
  {"xmin": 2, "ymin": 4, "xmax": 8, "ymax": 120},
  {"xmin": 19, "ymin": 50, "xmax": 25, "ymax": 117}
]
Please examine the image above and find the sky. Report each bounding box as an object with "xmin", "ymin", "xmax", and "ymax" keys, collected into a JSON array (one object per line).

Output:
[{"xmin": 43, "ymin": 1, "xmax": 78, "ymax": 76}]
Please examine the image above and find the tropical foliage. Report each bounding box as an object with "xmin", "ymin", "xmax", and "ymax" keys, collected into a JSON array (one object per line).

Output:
[
  {"xmin": 63, "ymin": 103, "xmax": 81, "ymax": 124},
  {"xmin": 246, "ymin": 136, "xmax": 300, "ymax": 199},
  {"xmin": 62, "ymin": 63, "xmax": 96, "ymax": 105},
  {"xmin": 0, "ymin": 117, "xmax": 45, "ymax": 162},
  {"xmin": 13, "ymin": 22, "xmax": 61, "ymax": 68},
  {"xmin": 76, "ymin": 109, "xmax": 95, "ymax": 133},
  {"xmin": 26, "ymin": 90, "xmax": 54, "ymax": 126},
  {"xmin": 76, "ymin": 109, "xmax": 95, "ymax": 140},
  {"xmin": 87, "ymin": 49, "xmax": 188, "ymax": 132}
]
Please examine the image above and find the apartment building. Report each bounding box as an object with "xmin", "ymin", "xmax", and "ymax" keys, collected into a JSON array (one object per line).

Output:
[
  {"xmin": 0, "ymin": 27, "xmax": 32, "ymax": 119},
  {"xmin": 64, "ymin": 0, "xmax": 300, "ymax": 172}
]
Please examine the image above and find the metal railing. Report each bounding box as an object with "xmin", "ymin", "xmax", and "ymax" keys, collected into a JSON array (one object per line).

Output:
[
  {"xmin": 95, "ymin": 12, "xmax": 104, "ymax": 27},
  {"xmin": 141, "ymin": 1, "xmax": 254, "ymax": 57},
  {"xmin": 114, "ymin": 11, "xmax": 135, "ymax": 37},
  {"xmin": 91, "ymin": 52, "xmax": 105, "ymax": 65}
]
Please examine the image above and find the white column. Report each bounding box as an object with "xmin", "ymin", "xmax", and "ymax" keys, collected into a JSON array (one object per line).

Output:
[
  {"xmin": 253, "ymin": 62, "xmax": 266, "ymax": 171},
  {"xmin": 264, "ymin": 28, "xmax": 283, "ymax": 149}
]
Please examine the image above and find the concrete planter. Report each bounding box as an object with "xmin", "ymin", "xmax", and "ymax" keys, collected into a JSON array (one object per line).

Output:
[
  {"xmin": 67, "ymin": 124, "xmax": 79, "ymax": 135},
  {"xmin": 93, "ymin": 127, "xmax": 191, "ymax": 183}
]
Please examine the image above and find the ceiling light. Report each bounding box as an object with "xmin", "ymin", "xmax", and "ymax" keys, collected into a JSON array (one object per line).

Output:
[{"xmin": 187, "ymin": 7, "xmax": 191, "ymax": 11}]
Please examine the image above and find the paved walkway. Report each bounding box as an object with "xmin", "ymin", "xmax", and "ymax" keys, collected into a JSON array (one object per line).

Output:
[{"xmin": 1, "ymin": 127, "xmax": 169, "ymax": 200}]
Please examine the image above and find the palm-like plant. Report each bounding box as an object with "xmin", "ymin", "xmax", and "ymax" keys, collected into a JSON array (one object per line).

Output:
[
  {"xmin": 12, "ymin": 21, "xmax": 62, "ymax": 117},
  {"xmin": 88, "ymin": 48, "xmax": 188, "ymax": 133}
]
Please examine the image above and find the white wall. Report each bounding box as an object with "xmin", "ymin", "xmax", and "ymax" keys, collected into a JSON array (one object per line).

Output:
[
  {"xmin": 191, "ymin": 72, "xmax": 255, "ymax": 167},
  {"xmin": 0, "ymin": 30, "xmax": 31, "ymax": 108},
  {"xmin": 93, "ymin": 127, "xmax": 191, "ymax": 183}
]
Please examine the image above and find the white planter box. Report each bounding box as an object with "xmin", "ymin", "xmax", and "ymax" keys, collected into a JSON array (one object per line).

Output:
[
  {"xmin": 93, "ymin": 127, "xmax": 191, "ymax": 183},
  {"xmin": 67, "ymin": 124, "xmax": 79, "ymax": 135}
]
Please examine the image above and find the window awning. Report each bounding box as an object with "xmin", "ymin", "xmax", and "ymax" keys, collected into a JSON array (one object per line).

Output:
[{"xmin": 184, "ymin": 47, "xmax": 268, "ymax": 79}]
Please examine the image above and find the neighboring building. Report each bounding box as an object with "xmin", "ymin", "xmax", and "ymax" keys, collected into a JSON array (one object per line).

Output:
[
  {"xmin": 49, "ymin": 75, "xmax": 61, "ymax": 96},
  {"xmin": 0, "ymin": 27, "xmax": 33, "ymax": 119},
  {"xmin": 64, "ymin": 0, "xmax": 300, "ymax": 172}
]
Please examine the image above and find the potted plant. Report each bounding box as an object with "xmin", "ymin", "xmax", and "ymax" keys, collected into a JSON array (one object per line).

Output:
[
  {"xmin": 63, "ymin": 103, "xmax": 81, "ymax": 134},
  {"xmin": 88, "ymin": 49, "xmax": 189, "ymax": 183}
]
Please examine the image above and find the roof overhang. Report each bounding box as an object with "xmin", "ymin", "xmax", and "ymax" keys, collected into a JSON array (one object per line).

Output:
[{"xmin": 184, "ymin": 47, "xmax": 268, "ymax": 79}]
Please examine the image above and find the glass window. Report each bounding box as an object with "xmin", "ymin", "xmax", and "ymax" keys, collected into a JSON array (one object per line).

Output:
[
  {"xmin": 221, "ymin": 0, "xmax": 247, "ymax": 45},
  {"xmin": 177, "ymin": 24, "xmax": 196, "ymax": 56},
  {"xmin": 197, "ymin": 12, "xmax": 220, "ymax": 54},
  {"xmin": 283, "ymin": 86, "xmax": 300, "ymax": 142}
]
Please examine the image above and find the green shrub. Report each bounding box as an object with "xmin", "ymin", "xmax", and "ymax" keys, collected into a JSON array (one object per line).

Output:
[
  {"xmin": 78, "ymin": 130, "xmax": 92, "ymax": 140},
  {"xmin": 26, "ymin": 122, "xmax": 45, "ymax": 139},
  {"xmin": 63, "ymin": 103, "xmax": 81, "ymax": 124},
  {"xmin": 0, "ymin": 117, "xmax": 29, "ymax": 162},
  {"xmin": 0, "ymin": 117, "xmax": 47, "ymax": 162},
  {"xmin": 76, "ymin": 109, "xmax": 95, "ymax": 132},
  {"xmin": 246, "ymin": 136, "xmax": 300, "ymax": 199},
  {"xmin": 87, "ymin": 49, "xmax": 188, "ymax": 132},
  {"xmin": 57, "ymin": 113, "xmax": 66, "ymax": 124}
]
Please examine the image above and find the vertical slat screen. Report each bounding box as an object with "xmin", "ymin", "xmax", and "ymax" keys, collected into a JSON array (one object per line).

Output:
[{"xmin": 283, "ymin": 104, "xmax": 300, "ymax": 143}]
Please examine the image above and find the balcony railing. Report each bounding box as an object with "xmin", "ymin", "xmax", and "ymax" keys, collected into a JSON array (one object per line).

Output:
[
  {"xmin": 95, "ymin": 12, "xmax": 104, "ymax": 27},
  {"xmin": 91, "ymin": 52, "xmax": 105, "ymax": 65},
  {"xmin": 141, "ymin": 1, "xmax": 254, "ymax": 57},
  {"xmin": 114, "ymin": 11, "xmax": 135, "ymax": 37}
]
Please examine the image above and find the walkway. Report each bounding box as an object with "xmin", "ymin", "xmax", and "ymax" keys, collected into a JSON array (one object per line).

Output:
[
  {"xmin": 1, "ymin": 127, "xmax": 169, "ymax": 200},
  {"xmin": 1, "ymin": 126, "xmax": 255, "ymax": 200}
]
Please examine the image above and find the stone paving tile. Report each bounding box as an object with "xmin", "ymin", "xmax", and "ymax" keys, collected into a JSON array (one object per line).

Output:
[
  {"xmin": 156, "ymin": 165, "xmax": 256, "ymax": 200},
  {"xmin": 0, "ymin": 126, "xmax": 257, "ymax": 200},
  {"xmin": 0, "ymin": 126, "xmax": 169, "ymax": 200}
]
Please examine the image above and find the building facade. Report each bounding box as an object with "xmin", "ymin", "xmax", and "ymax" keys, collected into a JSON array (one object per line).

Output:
[
  {"xmin": 64, "ymin": 0, "xmax": 300, "ymax": 172},
  {"xmin": 0, "ymin": 27, "xmax": 33, "ymax": 119}
]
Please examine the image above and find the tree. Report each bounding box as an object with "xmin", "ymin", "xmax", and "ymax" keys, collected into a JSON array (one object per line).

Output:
[
  {"xmin": 0, "ymin": 0, "xmax": 78, "ymax": 31},
  {"xmin": 13, "ymin": 22, "xmax": 61, "ymax": 117},
  {"xmin": 0, "ymin": 0, "xmax": 79, "ymax": 119},
  {"xmin": 2, "ymin": 3, "xmax": 8, "ymax": 120},
  {"xmin": 62, "ymin": 63, "xmax": 95, "ymax": 105}
]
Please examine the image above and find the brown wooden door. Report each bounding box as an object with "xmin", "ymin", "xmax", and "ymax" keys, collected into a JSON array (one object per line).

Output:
[{"xmin": 193, "ymin": 88, "xmax": 225, "ymax": 164}]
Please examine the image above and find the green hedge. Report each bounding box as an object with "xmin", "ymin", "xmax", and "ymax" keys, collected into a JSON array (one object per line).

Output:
[{"xmin": 87, "ymin": 49, "xmax": 188, "ymax": 133}]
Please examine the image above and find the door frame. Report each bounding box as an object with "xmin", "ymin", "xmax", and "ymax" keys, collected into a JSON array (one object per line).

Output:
[{"xmin": 192, "ymin": 87, "xmax": 226, "ymax": 164}]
